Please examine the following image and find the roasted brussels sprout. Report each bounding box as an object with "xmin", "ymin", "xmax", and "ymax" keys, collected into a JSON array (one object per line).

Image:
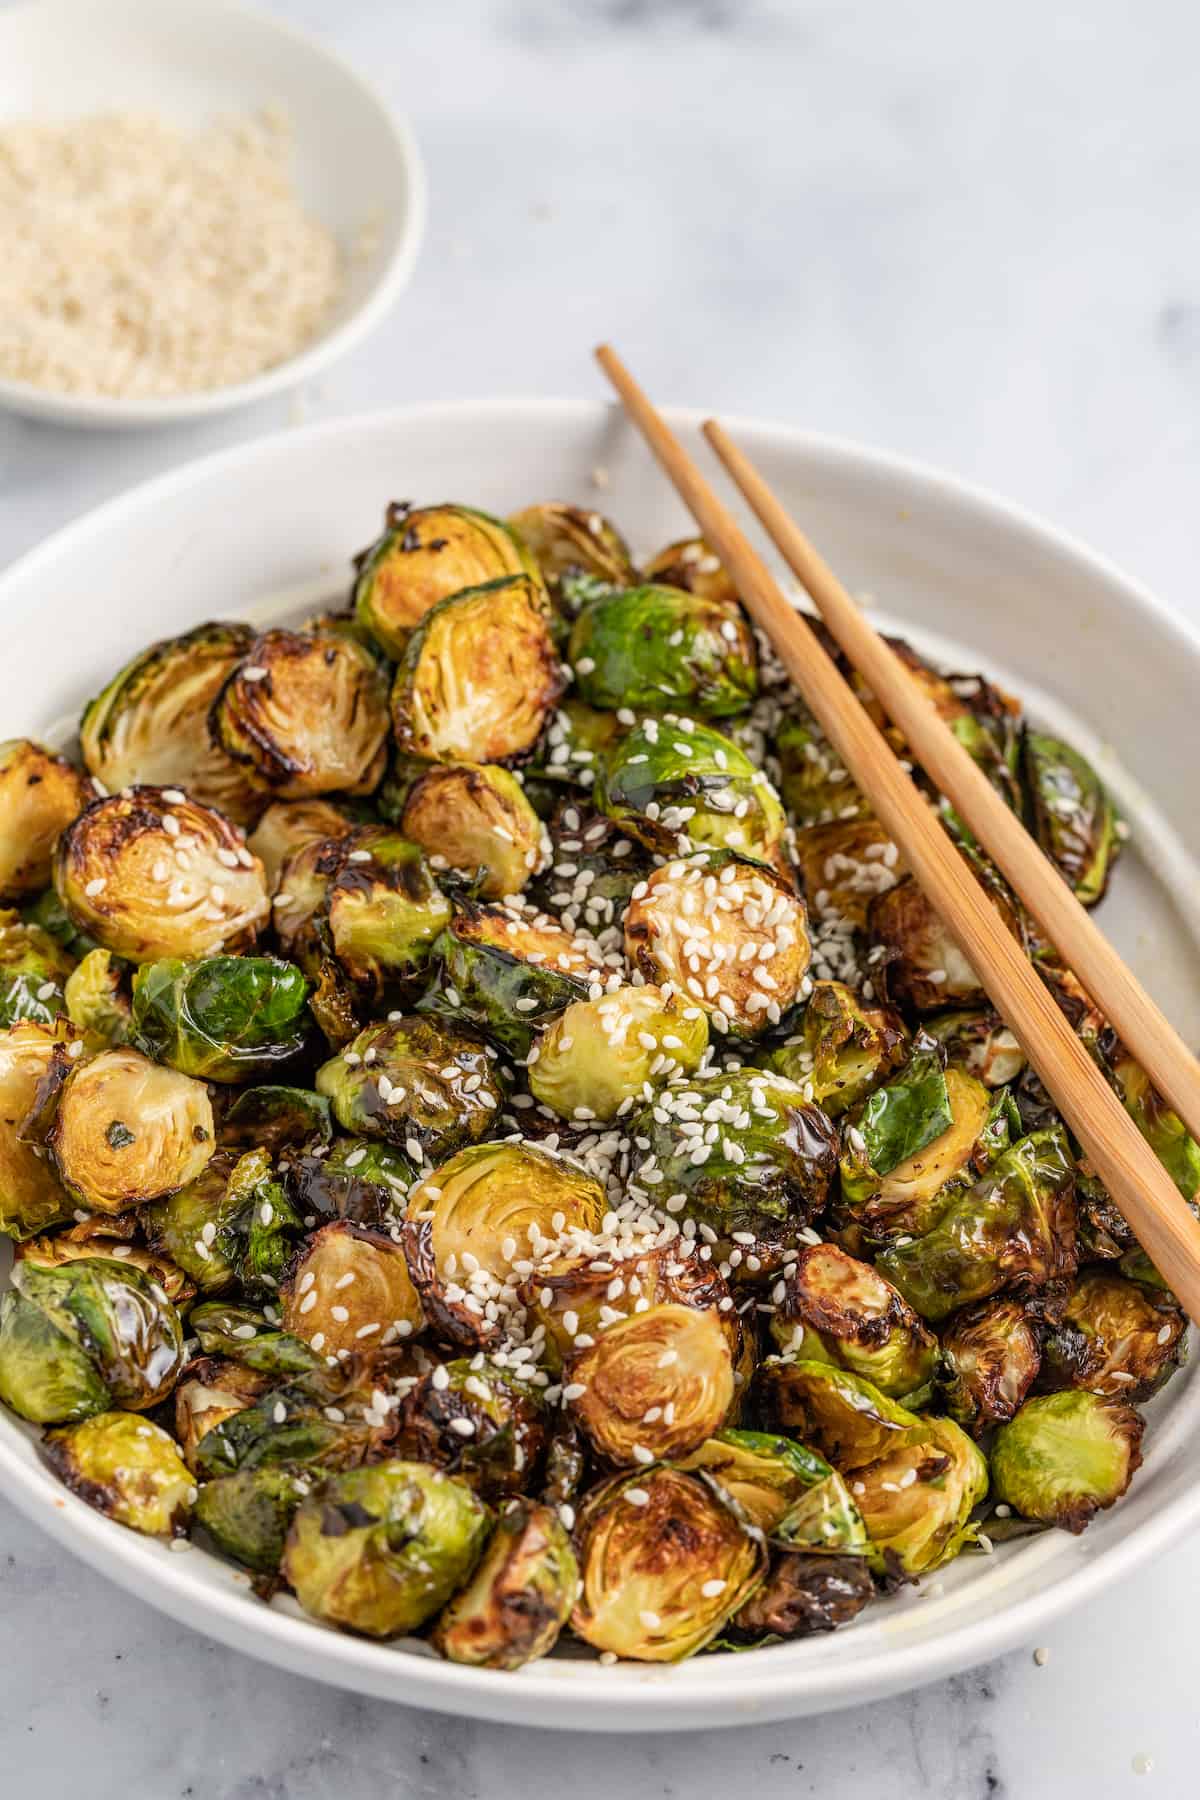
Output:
[
  {"xmin": 281, "ymin": 1221, "xmax": 425, "ymax": 1358},
  {"xmin": 211, "ymin": 627, "xmax": 390, "ymax": 800},
  {"xmin": 130, "ymin": 955, "xmax": 310, "ymax": 1084},
  {"xmin": 174, "ymin": 1356, "xmax": 272, "ymax": 1471},
  {"xmin": 221, "ymin": 1084, "xmax": 333, "ymax": 1154},
  {"xmin": 792, "ymin": 817, "xmax": 901, "ymax": 931},
  {"xmin": 0, "ymin": 1020, "xmax": 74, "ymax": 1238},
  {"xmin": 399, "ymin": 764, "xmax": 549, "ymax": 898},
  {"xmin": 420, "ymin": 902, "xmax": 597, "ymax": 1058},
  {"xmin": 1023, "ymin": 732, "xmax": 1123, "ymax": 907},
  {"xmin": 64, "ymin": 948, "xmax": 131, "ymax": 1049},
  {"xmin": 642, "ymin": 537, "xmax": 739, "ymax": 606},
  {"xmin": 676, "ymin": 1429, "xmax": 869, "ymax": 1555},
  {"xmin": 316, "ymin": 1015, "xmax": 504, "ymax": 1163},
  {"xmin": 1111, "ymin": 1054, "xmax": 1200, "ymax": 1203},
  {"xmin": 0, "ymin": 740, "xmax": 96, "ymax": 901},
  {"xmin": 624, "ymin": 854, "xmax": 810, "ymax": 1038},
  {"xmin": 1040, "ymin": 1270, "xmax": 1185, "ymax": 1401},
  {"xmin": 529, "ymin": 984, "xmax": 708, "ymax": 1122},
  {"xmin": 142, "ymin": 1148, "xmax": 303, "ymax": 1300},
  {"xmin": 565, "ymin": 1303, "xmax": 735, "ymax": 1466},
  {"xmin": 851, "ymin": 1413, "xmax": 988, "ymax": 1576},
  {"xmin": 527, "ymin": 802, "xmax": 651, "ymax": 929},
  {"xmin": 838, "ymin": 1052, "xmax": 954, "ymax": 1204},
  {"xmin": 756, "ymin": 1359, "xmax": 926, "ymax": 1471},
  {"xmin": 0, "ymin": 1256, "xmax": 184, "ymax": 1422},
  {"xmin": 79, "ymin": 622, "xmax": 261, "ymax": 824},
  {"xmin": 732, "ymin": 1551, "xmax": 874, "ymax": 1640},
  {"xmin": 54, "ymin": 788, "xmax": 269, "ymax": 963},
  {"xmin": 570, "ymin": 1465, "xmax": 764, "ymax": 1662},
  {"xmin": 508, "ymin": 501, "xmax": 636, "ymax": 604},
  {"xmin": 517, "ymin": 1239, "xmax": 732, "ymax": 1373},
  {"xmin": 355, "ymin": 502, "xmax": 537, "ymax": 658},
  {"xmin": 939, "ymin": 1299, "xmax": 1043, "ymax": 1432},
  {"xmin": 22, "ymin": 887, "xmax": 100, "ymax": 961},
  {"xmin": 525, "ymin": 697, "xmax": 638, "ymax": 799},
  {"xmin": 44, "ymin": 1412, "xmax": 194, "ymax": 1536},
  {"xmin": 989, "ymin": 1390, "xmax": 1144, "ymax": 1532},
  {"xmin": 283, "ymin": 1459, "xmax": 490, "ymax": 1638},
  {"xmin": 399, "ymin": 1358, "xmax": 546, "ymax": 1500},
  {"xmin": 188, "ymin": 1352, "xmax": 403, "ymax": 1479},
  {"xmin": 188, "ymin": 1301, "xmax": 322, "ymax": 1378},
  {"xmin": 319, "ymin": 829, "xmax": 451, "ymax": 1008},
  {"xmin": 870, "ymin": 872, "xmax": 1024, "ymax": 1013},
  {"xmin": 391, "ymin": 575, "xmax": 563, "ymax": 765},
  {"xmin": 771, "ymin": 1244, "xmax": 938, "ymax": 1399},
  {"xmin": 15, "ymin": 1232, "xmax": 194, "ymax": 1307},
  {"xmin": 877, "ymin": 1126, "xmax": 1078, "ymax": 1322},
  {"xmin": 285, "ymin": 1137, "xmax": 413, "ymax": 1226},
  {"xmin": 48, "ymin": 1045, "xmax": 215, "ymax": 1214},
  {"xmin": 924, "ymin": 1009, "xmax": 1026, "ymax": 1088},
  {"xmin": 767, "ymin": 980, "xmax": 908, "ymax": 1114},
  {"xmin": 597, "ymin": 717, "xmax": 787, "ymax": 869},
  {"xmin": 432, "ymin": 1496, "xmax": 578, "ymax": 1669},
  {"xmin": 194, "ymin": 1464, "xmax": 313, "ymax": 1573},
  {"xmin": 776, "ymin": 711, "xmax": 868, "ymax": 829},
  {"xmin": 0, "ymin": 910, "xmax": 73, "ymax": 1027},
  {"xmin": 247, "ymin": 798, "xmax": 358, "ymax": 891},
  {"xmin": 568, "ymin": 583, "xmax": 757, "ymax": 718}
]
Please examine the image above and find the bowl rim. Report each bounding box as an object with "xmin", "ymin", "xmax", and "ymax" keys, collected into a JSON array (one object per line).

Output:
[
  {"xmin": 0, "ymin": 0, "xmax": 428, "ymax": 426},
  {"xmin": 1, "ymin": 394, "xmax": 1199, "ymax": 1727}
]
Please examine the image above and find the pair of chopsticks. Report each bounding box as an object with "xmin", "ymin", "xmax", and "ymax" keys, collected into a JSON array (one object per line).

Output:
[{"xmin": 595, "ymin": 345, "xmax": 1200, "ymax": 1327}]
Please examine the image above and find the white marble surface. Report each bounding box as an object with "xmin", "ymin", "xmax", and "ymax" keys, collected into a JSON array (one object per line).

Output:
[{"xmin": 2, "ymin": 0, "xmax": 1199, "ymax": 1793}]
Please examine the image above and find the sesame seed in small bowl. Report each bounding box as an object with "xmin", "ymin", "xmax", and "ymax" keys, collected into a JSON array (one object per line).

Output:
[{"xmin": 0, "ymin": 0, "xmax": 425, "ymax": 429}]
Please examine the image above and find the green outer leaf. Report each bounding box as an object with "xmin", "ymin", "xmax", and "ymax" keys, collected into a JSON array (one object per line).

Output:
[
  {"xmin": 189, "ymin": 1302, "xmax": 322, "ymax": 1378},
  {"xmin": 419, "ymin": 916, "xmax": 588, "ymax": 1058},
  {"xmin": 568, "ymin": 584, "xmax": 757, "ymax": 717},
  {"xmin": 856, "ymin": 1052, "xmax": 952, "ymax": 1178},
  {"xmin": 0, "ymin": 1288, "xmax": 110, "ymax": 1423},
  {"xmin": 221, "ymin": 1085, "xmax": 333, "ymax": 1152},
  {"xmin": 132, "ymin": 956, "xmax": 311, "ymax": 1084},
  {"xmin": 194, "ymin": 1465, "xmax": 312, "ymax": 1574},
  {"xmin": 1023, "ymin": 731, "xmax": 1122, "ymax": 907},
  {"xmin": 596, "ymin": 717, "xmax": 786, "ymax": 866}
]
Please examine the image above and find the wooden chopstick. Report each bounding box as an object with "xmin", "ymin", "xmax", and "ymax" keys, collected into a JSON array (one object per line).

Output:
[
  {"xmin": 703, "ymin": 416, "xmax": 1200, "ymax": 1149},
  {"xmin": 594, "ymin": 343, "xmax": 1200, "ymax": 1327}
]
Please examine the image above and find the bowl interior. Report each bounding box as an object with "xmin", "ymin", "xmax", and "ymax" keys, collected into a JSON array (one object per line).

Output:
[{"xmin": 0, "ymin": 398, "xmax": 1197, "ymax": 1729}]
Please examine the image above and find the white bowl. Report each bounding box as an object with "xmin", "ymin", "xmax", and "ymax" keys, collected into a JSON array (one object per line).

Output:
[
  {"xmin": 1, "ymin": 399, "xmax": 1198, "ymax": 1729},
  {"xmin": 0, "ymin": 0, "xmax": 425, "ymax": 428}
]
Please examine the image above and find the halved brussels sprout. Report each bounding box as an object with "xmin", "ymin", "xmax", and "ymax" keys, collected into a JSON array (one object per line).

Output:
[
  {"xmin": 0, "ymin": 1255, "xmax": 184, "ymax": 1422},
  {"xmin": 247, "ymin": 799, "xmax": 358, "ymax": 891},
  {"xmin": 54, "ymin": 788, "xmax": 270, "ymax": 963},
  {"xmin": 320, "ymin": 828, "xmax": 451, "ymax": 1008},
  {"xmin": 142, "ymin": 1148, "xmax": 303, "ymax": 1300},
  {"xmin": 400, "ymin": 764, "xmax": 549, "ymax": 898},
  {"xmin": 877, "ymin": 1126, "xmax": 1079, "ymax": 1322},
  {"xmin": 527, "ymin": 803, "xmax": 652, "ymax": 935},
  {"xmin": 571, "ymin": 1465, "xmax": 764, "ymax": 1662},
  {"xmin": 221, "ymin": 1085, "xmax": 333, "ymax": 1155},
  {"xmin": 188, "ymin": 1353, "xmax": 401, "ymax": 1479},
  {"xmin": 211, "ymin": 627, "xmax": 390, "ymax": 800},
  {"xmin": 838, "ymin": 1052, "xmax": 954, "ymax": 1203},
  {"xmin": 676, "ymin": 1429, "xmax": 869, "ymax": 1556},
  {"xmin": 596, "ymin": 717, "xmax": 787, "ymax": 869},
  {"xmin": 792, "ymin": 818, "xmax": 901, "ymax": 931},
  {"xmin": 770, "ymin": 1244, "xmax": 938, "ymax": 1399},
  {"xmin": 924, "ymin": 1009, "xmax": 1026, "ymax": 1088},
  {"xmin": 173, "ymin": 1356, "xmax": 272, "ymax": 1471},
  {"xmin": 0, "ymin": 910, "xmax": 74, "ymax": 1027},
  {"xmin": 565, "ymin": 1302, "xmax": 735, "ymax": 1466},
  {"xmin": 517, "ymin": 1240, "xmax": 732, "ymax": 1373},
  {"xmin": 48, "ymin": 1045, "xmax": 215, "ymax": 1214},
  {"xmin": 755, "ymin": 1359, "xmax": 926, "ymax": 1471},
  {"xmin": 316, "ymin": 1015, "xmax": 504, "ymax": 1163},
  {"xmin": 15, "ymin": 1233, "xmax": 194, "ymax": 1307},
  {"xmin": 420, "ymin": 902, "xmax": 598, "ymax": 1059},
  {"xmin": 188, "ymin": 1301, "xmax": 322, "ymax": 1378},
  {"xmin": 508, "ymin": 501, "xmax": 636, "ymax": 603},
  {"xmin": 0, "ymin": 740, "xmax": 96, "ymax": 901},
  {"xmin": 286, "ymin": 1137, "xmax": 414, "ymax": 1226},
  {"xmin": 44, "ymin": 1412, "xmax": 194, "ymax": 1537},
  {"xmin": 529, "ymin": 984, "xmax": 708, "ymax": 1122},
  {"xmin": 624, "ymin": 854, "xmax": 811, "ymax": 1038},
  {"xmin": 194, "ymin": 1465, "xmax": 313, "ymax": 1573},
  {"xmin": 939, "ymin": 1299, "xmax": 1043, "ymax": 1433},
  {"xmin": 432, "ymin": 1496, "xmax": 579, "ymax": 1669},
  {"xmin": 989, "ymin": 1390, "xmax": 1144, "ymax": 1533},
  {"xmin": 766, "ymin": 980, "xmax": 908, "ymax": 1115},
  {"xmin": 732, "ymin": 1551, "xmax": 874, "ymax": 1640},
  {"xmin": 355, "ymin": 502, "xmax": 537, "ymax": 657},
  {"xmin": 131, "ymin": 955, "xmax": 310, "ymax": 1084},
  {"xmin": 1023, "ymin": 732, "xmax": 1123, "ymax": 907},
  {"xmin": 282, "ymin": 1459, "xmax": 490, "ymax": 1639},
  {"xmin": 776, "ymin": 711, "xmax": 868, "ymax": 829},
  {"xmin": 1040, "ymin": 1270, "xmax": 1186, "ymax": 1401},
  {"xmin": 643, "ymin": 537, "xmax": 739, "ymax": 606},
  {"xmin": 391, "ymin": 575, "xmax": 563, "ymax": 765},
  {"xmin": 568, "ymin": 584, "xmax": 757, "ymax": 718},
  {"xmin": 870, "ymin": 873, "xmax": 1024, "ymax": 1013},
  {"xmin": 64, "ymin": 948, "xmax": 131, "ymax": 1049},
  {"xmin": 281, "ymin": 1221, "xmax": 425, "ymax": 1358},
  {"xmin": 399, "ymin": 1357, "xmax": 546, "ymax": 1501},
  {"xmin": 851, "ymin": 1414, "xmax": 988, "ymax": 1576},
  {"xmin": 79, "ymin": 622, "xmax": 261, "ymax": 824},
  {"xmin": 0, "ymin": 1020, "xmax": 74, "ymax": 1239},
  {"xmin": 1111, "ymin": 1054, "xmax": 1200, "ymax": 1203}
]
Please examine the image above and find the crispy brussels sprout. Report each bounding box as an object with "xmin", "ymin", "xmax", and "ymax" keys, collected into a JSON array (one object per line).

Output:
[
  {"xmin": 48, "ymin": 1045, "xmax": 215, "ymax": 1214},
  {"xmin": 792, "ymin": 818, "xmax": 901, "ymax": 931},
  {"xmin": 0, "ymin": 1255, "xmax": 184, "ymax": 1422},
  {"xmin": 643, "ymin": 537, "xmax": 739, "ymax": 605},
  {"xmin": 924, "ymin": 1009, "xmax": 1026, "ymax": 1088},
  {"xmin": 839, "ymin": 1052, "xmax": 954, "ymax": 1203},
  {"xmin": 142, "ymin": 1148, "xmax": 303, "ymax": 1300},
  {"xmin": 221, "ymin": 1085, "xmax": 333, "ymax": 1154},
  {"xmin": 939, "ymin": 1299, "xmax": 1043, "ymax": 1432},
  {"xmin": 14, "ymin": 1233, "xmax": 194, "ymax": 1307},
  {"xmin": 130, "ymin": 955, "xmax": 310, "ymax": 1084},
  {"xmin": 508, "ymin": 501, "xmax": 636, "ymax": 602},
  {"xmin": 421, "ymin": 902, "xmax": 597, "ymax": 1059},
  {"xmin": 877, "ymin": 1126, "xmax": 1079, "ymax": 1323},
  {"xmin": 776, "ymin": 711, "xmax": 868, "ymax": 829},
  {"xmin": 189, "ymin": 1301, "xmax": 322, "ymax": 1378},
  {"xmin": 194, "ymin": 1464, "xmax": 313, "ymax": 1573},
  {"xmin": 286, "ymin": 1137, "xmax": 414, "ymax": 1226},
  {"xmin": 756, "ymin": 1359, "xmax": 926, "ymax": 1471},
  {"xmin": 1023, "ymin": 732, "xmax": 1123, "ymax": 907},
  {"xmin": 597, "ymin": 717, "xmax": 787, "ymax": 869},
  {"xmin": 79, "ymin": 622, "xmax": 261, "ymax": 824},
  {"xmin": 247, "ymin": 799, "xmax": 357, "ymax": 891},
  {"xmin": 399, "ymin": 1358, "xmax": 546, "ymax": 1500},
  {"xmin": 400, "ymin": 764, "xmax": 548, "ymax": 898},
  {"xmin": 0, "ymin": 910, "xmax": 73, "ymax": 1026},
  {"xmin": 565, "ymin": 1303, "xmax": 735, "ymax": 1466},
  {"xmin": 319, "ymin": 829, "xmax": 451, "ymax": 1007},
  {"xmin": 54, "ymin": 788, "xmax": 269, "ymax": 963},
  {"xmin": 355, "ymin": 502, "xmax": 537, "ymax": 657},
  {"xmin": 0, "ymin": 1020, "xmax": 74, "ymax": 1239},
  {"xmin": 624, "ymin": 854, "xmax": 811, "ymax": 1038},
  {"xmin": 432, "ymin": 1496, "xmax": 578, "ymax": 1668},
  {"xmin": 870, "ymin": 873, "xmax": 1023, "ymax": 1013},
  {"xmin": 173, "ymin": 1356, "xmax": 272, "ymax": 1471},
  {"xmin": 64, "ymin": 948, "xmax": 131, "ymax": 1049},
  {"xmin": 571, "ymin": 1465, "xmax": 764, "ymax": 1661},
  {"xmin": 529, "ymin": 984, "xmax": 708, "ymax": 1122},
  {"xmin": 517, "ymin": 1240, "xmax": 732, "ymax": 1373},
  {"xmin": 316, "ymin": 1015, "xmax": 504, "ymax": 1162},
  {"xmin": 1111, "ymin": 1054, "xmax": 1200, "ymax": 1203},
  {"xmin": 733, "ymin": 1551, "xmax": 874, "ymax": 1640},
  {"xmin": 852, "ymin": 1414, "xmax": 988, "ymax": 1576},
  {"xmin": 391, "ymin": 575, "xmax": 563, "ymax": 765},
  {"xmin": 283, "ymin": 1459, "xmax": 490, "ymax": 1639},
  {"xmin": 766, "ymin": 980, "xmax": 907, "ymax": 1114},
  {"xmin": 990, "ymin": 1390, "xmax": 1144, "ymax": 1532},
  {"xmin": 677, "ymin": 1430, "xmax": 870, "ymax": 1555},
  {"xmin": 281, "ymin": 1221, "xmax": 425, "ymax": 1358},
  {"xmin": 1040, "ymin": 1270, "xmax": 1186, "ymax": 1401},
  {"xmin": 211, "ymin": 627, "xmax": 390, "ymax": 801},
  {"xmin": 568, "ymin": 584, "xmax": 757, "ymax": 718},
  {"xmin": 0, "ymin": 740, "xmax": 96, "ymax": 901},
  {"xmin": 44, "ymin": 1412, "xmax": 194, "ymax": 1536},
  {"xmin": 771, "ymin": 1245, "xmax": 938, "ymax": 1399}
]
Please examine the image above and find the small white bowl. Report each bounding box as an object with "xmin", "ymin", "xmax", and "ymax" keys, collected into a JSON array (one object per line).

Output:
[{"xmin": 0, "ymin": 0, "xmax": 426, "ymax": 428}]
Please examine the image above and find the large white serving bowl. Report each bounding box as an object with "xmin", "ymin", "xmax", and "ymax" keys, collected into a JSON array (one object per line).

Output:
[{"xmin": 0, "ymin": 399, "xmax": 1198, "ymax": 1729}]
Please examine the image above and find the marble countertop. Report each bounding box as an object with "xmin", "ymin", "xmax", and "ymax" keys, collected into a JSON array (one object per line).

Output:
[{"xmin": 2, "ymin": 1, "xmax": 1199, "ymax": 1793}]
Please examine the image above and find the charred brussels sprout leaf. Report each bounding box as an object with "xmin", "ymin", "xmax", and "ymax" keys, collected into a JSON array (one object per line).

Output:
[
  {"xmin": 221, "ymin": 1085, "xmax": 333, "ymax": 1154},
  {"xmin": 355, "ymin": 502, "xmax": 537, "ymax": 658},
  {"xmin": 530, "ymin": 984, "xmax": 708, "ymax": 1123},
  {"xmin": 189, "ymin": 1302, "xmax": 322, "ymax": 1378},
  {"xmin": 568, "ymin": 583, "xmax": 757, "ymax": 717},
  {"xmin": 131, "ymin": 955, "xmax": 311, "ymax": 1084},
  {"xmin": 324, "ymin": 828, "xmax": 450, "ymax": 1006},
  {"xmin": 64, "ymin": 948, "xmax": 131, "ymax": 1050},
  {"xmin": 643, "ymin": 537, "xmax": 739, "ymax": 605},
  {"xmin": 174, "ymin": 1357, "xmax": 272, "ymax": 1472},
  {"xmin": 142, "ymin": 1149, "xmax": 303, "ymax": 1300},
  {"xmin": 194, "ymin": 1464, "xmax": 313, "ymax": 1573},
  {"xmin": 526, "ymin": 803, "xmax": 651, "ymax": 930},
  {"xmin": 766, "ymin": 980, "xmax": 907, "ymax": 1116},
  {"xmin": 247, "ymin": 799, "xmax": 358, "ymax": 893},
  {"xmin": 22, "ymin": 888, "xmax": 100, "ymax": 961},
  {"xmin": 990, "ymin": 1390, "xmax": 1144, "ymax": 1533},
  {"xmin": 870, "ymin": 873, "xmax": 1024, "ymax": 1013},
  {"xmin": 281, "ymin": 1221, "xmax": 425, "ymax": 1357},
  {"xmin": 1111, "ymin": 1054, "xmax": 1200, "ymax": 1204},
  {"xmin": 286, "ymin": 1138, "xmax": 414, "ymax": 1226},
  {"xmin": 565, "ymin": 1303, "xmax": 735, "ymax": 1466},
  {"xmin": 923, "ymin": 1009, "xmax": 1026, "ymax": 1088},
  {"xmin": 0, "ymin": 1020, "xmax": 75, "ymax": 1239},
  {"xmin": 49, "ymin": 1045, "xmax": 215, "ymax": 1214},
  {"xmin": 0, "ymin": 740, "xmax": 96, "ymax": 902},
  {"xmin": 316, "ymin": 1015, "xmax": 505, "ymax": 1162},
  {"xmin": 283, "ymin": 1459, "xmax": 490, "ymax": 1639},
  {"xmin": 15, "ymin": 1233, "xmax": 195, "ymax": 1308},
  {"xmin": 400, "ymin": 764, "xmax": 549, "ymax": 899},
  {"xmin": 44, "ymin": 1412, "xmax": 194, "ymax": 1536},
  {"xmin": 756, "ymin": 1359, "xmax": 927, "ymax": 1472},
  {"xmin": 1040, "ymin": 1271, "xmax": 1186, "ymax": 1401},
  {"xmin": 399, "ymin": 1358, "xmax": 546, "ymax": 1500},
  {"xmin": 0, "ymin": 910, "xmax": 73, "ymax": 1026},
  {"xmin": 420, "ymin": 902, "xmax": 597, "ymax": 1058},
  {"xmin": 597, "ymin": 718, "xmax": 787, "ymax": 870},
  {"xmin": 676, "ymin": 1430, "xmax": 869, "ymax": 1556},
  {"xmin": 189, "ymin": 1356, "xmax": 398, "ymax": 1479},
  {"xmin": 432, "ymin": 1496, "xmax": 578, "ymax": 1669},
  {"xmin": 852, "ymin": 1414, "xmax": 988, "ymax": 1576},
  {"xmin": 771, "ymin": 1244, "xmax": 938, "ymax": 1399},
  {"xmin": 1023, "ymin": 732, "xmax": 1123, "ymax": 907},
  {"xmin": 732, "ymin": 1551, "xmax": 874, "ymax": 1640},
  {"xmin": 840, "ymin": 1052, "xmax": 953, "ymax": 1192},
  {"xmin": 939, "ymin": 1299, "xmax": 1043, "ymax": 1433}
]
